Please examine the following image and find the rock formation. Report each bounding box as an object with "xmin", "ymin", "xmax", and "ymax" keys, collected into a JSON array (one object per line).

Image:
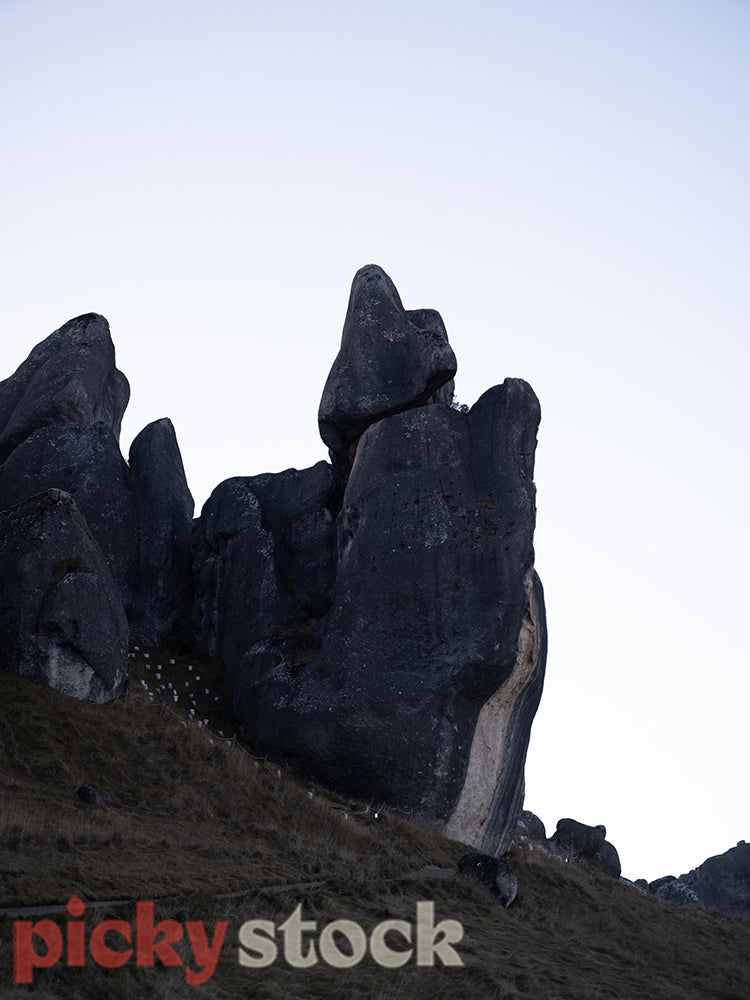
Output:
[
  {"xmin": 515, "ymin": 814, "xmax": 622, "ymax": 879},
  {"xmin": 0, "ymin": 313, "xmax": 193, "ymax": 698},
  {"xmin": 516, "ymin": 809, "xmax": 547, "ymax": 842},
  {"xmin": 318, "ymin": 264, "xmax": 457, "ymax": 479},
  {"xmin": 0, "ymin": 312, "xmax": 129, "ymax": 463},
  {"xmin": 0, "ymin": 489, "xmax": 127, "ymax": 702},
  {"xmin": 195, "ymin": 264, "xmax": 547, "ymax": 855},
  {"xmin": 193, "ymin": 463, "xmax": 338, "ymax": 683},
  {"xmin": 1, "ymin": 266, "xmax": 547, "ymax": 856},
  {"xmin": 648, "ymin": 842, "xmax": 750, "ymax": 918},
  {"xmin": 548, "ymin": 818, "xmax": 621, "ymax": 879},
  {"xmin": 128, "ymin": 417, "xmax": 194, "ymax": 642}
]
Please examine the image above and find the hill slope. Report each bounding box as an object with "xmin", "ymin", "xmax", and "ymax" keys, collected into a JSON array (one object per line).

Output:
[{"xmin": 1, "ymin": 649, "xmax": 749, "ymax": 1000}]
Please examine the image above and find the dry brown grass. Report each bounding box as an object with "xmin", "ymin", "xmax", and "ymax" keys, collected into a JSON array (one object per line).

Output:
[{"xmin": 1, "ymin": 653, "xmax": 750, "ymax": 999}]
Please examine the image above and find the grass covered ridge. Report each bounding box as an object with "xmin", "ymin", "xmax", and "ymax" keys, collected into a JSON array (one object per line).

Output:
[{"xmin": 1, "ymin": 650, "xmax": 749, "ymax": 1000}]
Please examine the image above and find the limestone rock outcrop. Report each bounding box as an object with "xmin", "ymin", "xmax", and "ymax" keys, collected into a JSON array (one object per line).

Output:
[
  {"xmin": 649, "ymin": 843, "xmax": 750, "ymax": 918},
  {"xmin": 516, "ymin": 810, "xmax": 547, "ymax": 842},
  {"xmin": 1, "ymin": 267, "xmax": 547, "ymax": 852},
  {"xmin": 0, "ymin": 313, "xmax": 129, "ymax": 462},
  {"xmin": 548, "ymin": 818, "xmax": 621, "ymax": 878},
  {"xmin": 193, "ymin": 462, "xmax": 337, "ymax": 681},
  {"xmin": 129, "ymin": 418, "xmax": 194, "ymax": 642},
  {"xmin": 0, "ymin": 421, "xmax": 136, "ymax": 605},
  {"xmin": 0, "ymin": 313, "xmax": 193, "ymax": 699},
  {"xmin": 318, "ymin": 264, "xmax": 457, "ymax": 479},
  {"xmin": 197, "ymin": 265, "xmax": 547, "ymax": 856},
  {"xmin": 682, "ymin": 842, "xmax": 750, "ymax": 917},
  {"xmin": 0, "ymin": 489, "xmax": 127, "ymax": 702}
]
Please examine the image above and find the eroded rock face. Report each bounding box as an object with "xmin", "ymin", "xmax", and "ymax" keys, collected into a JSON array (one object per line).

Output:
[
  {"xmin": 192, "ymin": 462, "xmax": 338, "ymax": 682},
  {"xmin": 651, "ymin": 843, "xmax": 750, "ymax": 917},
  {"xmin": 318, "ymin": 264, "xmax": 457, "ymax": 479},
  {"xmin": 550, "ymin": 819, "xmax": 608, "ymax": 860},
  {"xmin": 0, "ymin": 314, "xmax": 194, "ymax": 692},
  {"xmin": 516, "ymin": 810, "xmax": 547, "ymax": 842},
  {"xmin": 0, "ymin": 422, "xmax": 136, "ymax": 607},
  {"xmin": 129, "ymin": 418, "xmax": 194, "ymax": 642},
  {"xmin": 0, "ymin": 489, "xmax": 128, "ymax": 702},
  {"xmin": 548, "ymin": 818, "xmax": 621, "ymax": 878},
  {"xmin": 682, "ymin": 843, "xmax": 750, "ymax": 917},
  {"xmin": 233, "ymin": 375, "xmax": 546, "ymax": 855},
  {"xmin": 0, "ymin": 313, "xmax": 129, "ymax": 463}
]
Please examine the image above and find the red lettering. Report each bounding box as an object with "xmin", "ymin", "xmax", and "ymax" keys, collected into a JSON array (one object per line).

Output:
[
  {"xmin": 136, "ymin": 902, "xmax": 184, "ymax": 967},
  {"xmin": 13, "ymin": 918, "xmax": 63, "ymax": 984},
  {"xmin": 185, "ymin": 920, "xmax": 228, "ymax": 986},
  {"xmin": 66, "ymin": 893, "xmax": 87, "ymax": 967},
  {"xmin": 89, "ymin": 920, "xmax": 133, "ymax": 968}
]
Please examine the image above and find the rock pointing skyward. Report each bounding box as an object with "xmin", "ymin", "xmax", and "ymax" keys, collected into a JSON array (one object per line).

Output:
[
  {"xmin": 318, "ymin": 264, "xmax": 457, "ymax": 479},
  {"xmin": 194, "ymin": 264, "xmax": 547, "ymax": 854},
  {"xmin": 0, "ymin": 266, "xmax": 546, "ymax": 856}
]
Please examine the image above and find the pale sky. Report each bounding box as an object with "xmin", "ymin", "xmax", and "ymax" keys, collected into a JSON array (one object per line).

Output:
[{"xmin": 1, "ymin": 0, "xmax": 748, "ymax": 882}]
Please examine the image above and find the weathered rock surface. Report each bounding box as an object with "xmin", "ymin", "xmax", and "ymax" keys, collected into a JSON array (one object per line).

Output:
[
  {"xmin": 550, "ymin": 818, "xmax": 608, "ymax": 860},
  {"xmin": 77, "ymin": 785, "xmax": 105, "ymax": 806},
  {"xmin": 547, "ymin": 818, "xmax": 621, "ymax": 878},
  {"xmin": 0, "ymin": 313, "xmax": 129, "ymax": 463},
  {"xmin": 0, "ymin": 422, "xmax": 136, "ymax": 606},
  {"xmin": 681, "ymin": 842, "xmax": 750, "ymax": 917},
  {"xmin": 0, "ymin": 316, "xmax": 194, "ymax": 649},
  {"xmin": 128, "ymin": 418, "xmax": 194, "ymax": 641},
  {"xmin": 192, "ymin": 462, "xmax": 338, "ymax": 681},
  {"xmin": 0, "ymin": 489, "xmax": 128, "ymax": 702},
  {"xmin": 592, "ymin": 839, "xmax": 622, "ymax": 879},
  {"xmin": 516, "ymin": 809, "xmax": 547, "ymax": 842},
  {"xmin": 649, "ymin": 843, "xmax": 750, "ymax": 917},
  {"xmin": 318, "ymin": 264, "xmax": 457, "ymax": 479},
  {"xmin": 233, "ymin": 375, "xmax": 546, "ymax": 856}
]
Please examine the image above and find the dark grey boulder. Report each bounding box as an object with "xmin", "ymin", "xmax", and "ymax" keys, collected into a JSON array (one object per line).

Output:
[
  {"xmin": 234, "ymin": 379, "xmax": 545, "ymax": 856},
  {"xmin": 128, "ymin": 418, "xmax": 194, "ymax": 642},
  {"xmin": 652, "ymin": 878, "xmax": 704, "ymax": 909},
  {"xmin": 0, "ymin": 489, "xmax": 127, "ymax": 702},
  {"xmin": 0, "ymin": 313, "xmax": 129, "ymax": 463},
  {"xmin": 516, "ymin": 810, "xmax": 547, "ymax": 842},
  {"xmin": 648, "ymin": 875, "xmax": 678, "ymax": 894},
  {"xmin": 192, "ymin": 462, "xmax": 337, "ymax": 682},
  {"xmin": 550, "ymin": 819, "xmax": 607, "ymax": 861},
  {"xmin": 676, "ymin": 843, "xmax": 750, "ymax": 918},
  {"xmin": 591, "ymin": 839, "xmax": 622, "ymax": 879},
  {"xmin": 318, "ymin": 264, "xmax": 457, "ymax": 479},
  {"xmin": 0, "ymin": 422, "xmax": 136, "ymax": 607},
  {"xmin": 457, "ymin": 852, "xmax": 518, "ymax": 907},
  {"xmin": 77, "ymin": 785, "xmax": 105, "ymax": 806}
]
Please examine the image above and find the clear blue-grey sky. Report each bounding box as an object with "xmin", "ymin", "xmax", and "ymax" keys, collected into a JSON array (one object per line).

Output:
[{"xmin": 1, "ymin": 0, "xmax": 748, "ymax": 882}]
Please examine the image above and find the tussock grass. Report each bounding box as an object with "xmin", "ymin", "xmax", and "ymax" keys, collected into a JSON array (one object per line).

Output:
[{"xmin": 1, "ymin": 655, "xmax": 750, "ymax": 999}]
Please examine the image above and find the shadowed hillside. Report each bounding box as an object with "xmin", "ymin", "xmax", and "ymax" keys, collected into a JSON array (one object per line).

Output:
[{"xmin": 1, "ymin": 648, "xmax": 749, "ymax": 999}]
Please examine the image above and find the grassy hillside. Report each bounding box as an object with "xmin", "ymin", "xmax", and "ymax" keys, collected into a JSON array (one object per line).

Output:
[{"xmin": 1, "ymin": 647, "xmax": 749, "ymax": 1000}]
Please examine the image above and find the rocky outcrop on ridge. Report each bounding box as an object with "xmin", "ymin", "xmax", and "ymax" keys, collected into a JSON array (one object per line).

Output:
[
  {"xmin": 0, "ymin": 314, "xmax": 193, "ymax": 686},
  {"xmin": 0, "ymin": 312, "xmax": 129, "ymax": 463},
  {"xmin": 129, "ymin": 417, "xmax": 194, "ymax": 641},
  {"xmin": 193, "ymin": 462, "xmax": 338, "ymax": 681},
  {"xmin": 1, "ymin": 266, "xmax": 547, "ymax": 857},
  {"xmin": 514, "ymin": 813, "xmax": 622, "ymax": 879},
  {"xmin": 196, "ymin": 264, "xmax": 547, "ymax": 855},
  {"xmin": 0, "ymin": 489, "xmax": 128, "ymax": 702},
  {"xmin": 318, "ymin": 264, "xmax": 457, "ymax": 479},
  {"xmin": 648, "ymin": 842, "xmax": 750, "ymax": 918}
]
